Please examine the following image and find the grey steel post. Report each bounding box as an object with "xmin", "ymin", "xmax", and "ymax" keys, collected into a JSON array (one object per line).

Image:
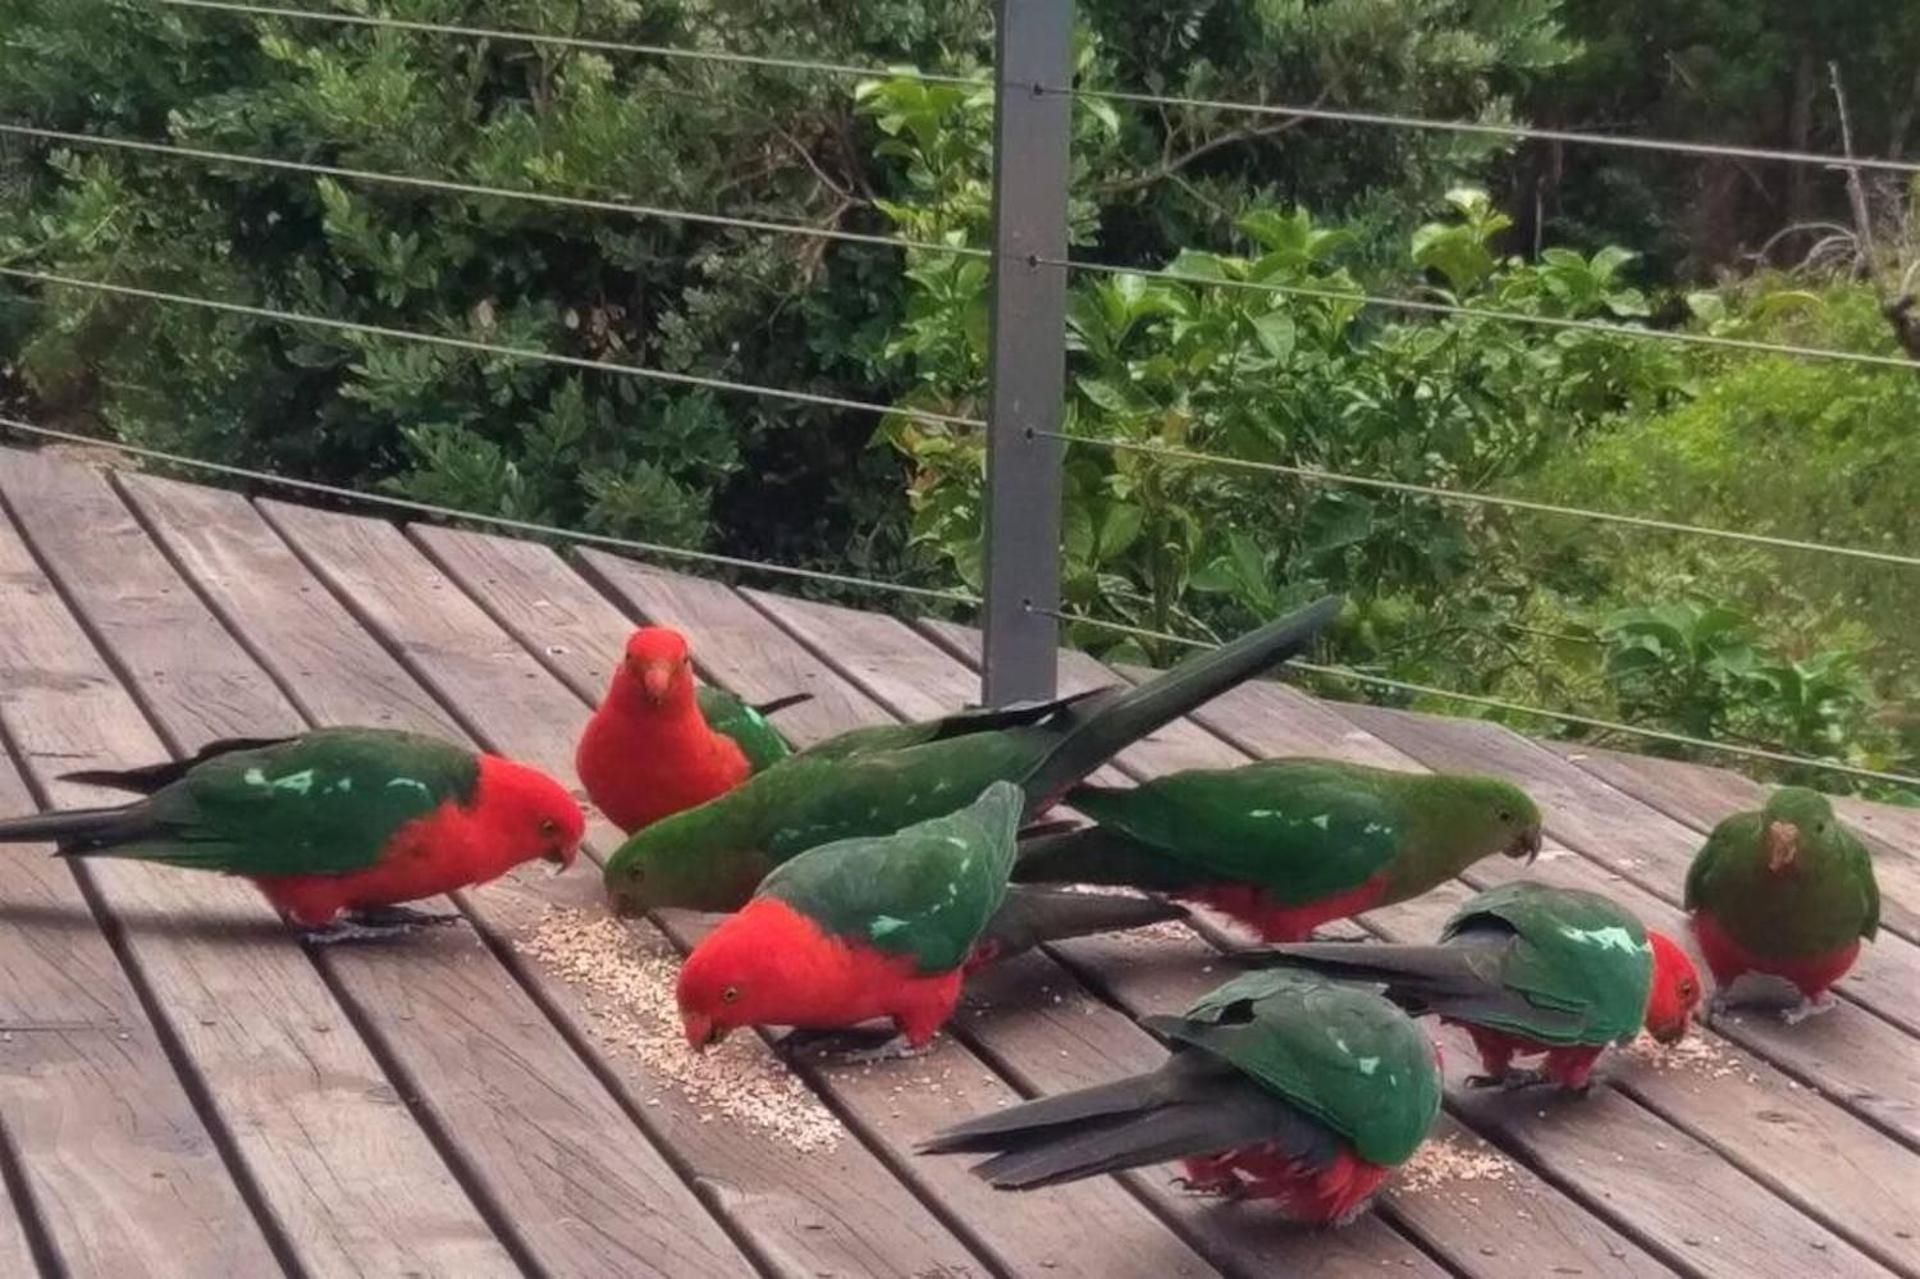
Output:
[{"xmin": 981, "ymin": 0, "xmax": 1071, "ymax": 706}]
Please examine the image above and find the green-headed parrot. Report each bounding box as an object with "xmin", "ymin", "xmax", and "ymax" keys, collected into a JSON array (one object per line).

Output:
[
  {"xmin": 1012, "ymin": 758, "xmax": 1543, "ymax": 940},
  {"xmin": 919, "ymin": 968, "xmax": 1441, "ymax": 1225},
  {"xmin": 1685, "ymin": 787, "xmax": 1879, "ymax": 1022}
]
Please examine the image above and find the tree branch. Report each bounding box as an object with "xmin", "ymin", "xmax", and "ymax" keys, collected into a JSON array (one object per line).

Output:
[
  {"xmin": 1831, "ymin": 62, "xmax": 1920, "ymax": 366},
  {"xmin": 1094, "ymin": 96, "xmax": 1326, "ymax": 198}
]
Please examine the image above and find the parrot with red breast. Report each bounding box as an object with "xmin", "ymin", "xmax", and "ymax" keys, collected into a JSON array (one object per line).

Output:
[
  {"xmin": 676, "ymin": 780, "xmax": 1026, "ymax": 1059},
  {"xmin": 1231, "ymin": 880, "xmax": 1702, "ymax": 1091},
  {"xmin": 576, "ymin": 625, "xmax": 811, "ymax": 834},
  {"xmin": 1685, "ymin": 787, "xmax": 1879, "ymax": 1023},
  {"xmin": 1012, "ymin": 758, "xmax": 1543, "ymax": 941},
  {"xmin": 920, "ymin": 968, "xmax": 1441, "ymax": 1225},
  {"xmin": 605, "ymin": 595, "xmax": 1345, "ymax": 915},
  {"xmin": 0, "ymin": 728, "xmax": 583, "ymax": 941}
]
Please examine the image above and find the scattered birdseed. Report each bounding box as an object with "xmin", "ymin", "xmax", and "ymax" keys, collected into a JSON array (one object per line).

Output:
[
  {"xmin": 1623, "ymin": 1032, "xmax": 1741, "ymax": 1079},
  {"xmin": 522, "ymin": 906, "xmax": 842, "ymax": 1153},
  {"xmin": 1393, "ymin": 1134, "xmax": 1516, "ymax": 1194}
]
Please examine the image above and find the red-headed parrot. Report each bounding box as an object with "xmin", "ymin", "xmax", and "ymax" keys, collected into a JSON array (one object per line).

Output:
[
  {"xmin": 1685, "ymin": 787, "xmax": 1879, "ymax": 1022},
  {"xmin": 919, "ymin": 968, "xmax": 1441, "ymax": 1225},
  {"xmin": 0, "ymin": 728, "xmax": 583, "ymax": 941},
  {"xmin": 606, "ymin": 595, "xmax": 1344, "ymax": 915},
  {"xmin": 1233, "ymin": 880, "xmax": 1702, "ymax": 1090},
  {"xmin": 576, "ymin": 625, "xmax": 810, "ymax": 834},
  {"xmin": 1012, "ymin": 758, "xmax": 1543, "ymax": 940},
  {"xmin": 677, "ymin": 780, "xmax": 1024, "ymax": 1059}
]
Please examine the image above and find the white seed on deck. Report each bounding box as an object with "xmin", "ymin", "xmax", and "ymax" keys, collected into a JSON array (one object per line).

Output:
[
  {"xmin": 522, "ymin": 906, "xmax": 842, "ymax": 1152},
  {"xmin": 1392, "ymin": 1135, "xmax": 1516, "ymax": 1195}
]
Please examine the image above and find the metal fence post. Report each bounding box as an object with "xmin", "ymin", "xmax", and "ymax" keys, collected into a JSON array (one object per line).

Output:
[{"xmin": 980, "ymin": 0, "xmax": 1072, "ymax": 707}]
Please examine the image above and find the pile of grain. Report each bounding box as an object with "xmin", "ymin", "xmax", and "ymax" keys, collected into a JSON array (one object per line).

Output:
[
  {"xmin": 1623, "ymin": 1031, "xmax": 1742, "ymax": 1080},
  {"xmin": 1394, "ymin": 1134, "xmax": 1517, "ymax": 1195},
  {"xmin": 524, "ymin": 906, "xmax": 843, "ymax": 1152}
]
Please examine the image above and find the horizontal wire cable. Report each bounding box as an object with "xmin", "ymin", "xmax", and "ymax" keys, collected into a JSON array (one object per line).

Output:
[
  {"xmin": 0, "ymin": 416, "xmax": 978, "ymax": 603},
  {"xmin": 1052, "ymin": 86, "xmax": 1920, "ymax": 177},
  {"xmin": 156, "ymin": 0, "xmax": 987, "ymax": 86},
  {"xmin": 0, "ymin": 123, "xmax": 988, "ymax": 260},
  {"xmin": 158, "ymin": 1, "xmax": 1920, "ymax": 177},
  {"xmin": 1045, "ymin": 256, "xmax": 1920, "ymax": 372},
  {"xmin": 1037, "ymin": 606, "xmax": 1920, "ymax": 789},
  {"xmin": 1043, "ymin": 431, "xmax": 1920, "ymax": 568},
  {"xmin": 0, "ymin": 266, "xmax": 985, "ymax": 428}
]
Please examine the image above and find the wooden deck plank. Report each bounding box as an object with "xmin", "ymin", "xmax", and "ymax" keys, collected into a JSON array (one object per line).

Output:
[
  {"xmin": 0, "ymin": 680, "xmax": 260, "ymax": 1279},
  {"xmin": 0, "ymin": 451, "xmax": 521, "ymax": 1278},
  {"xmin": 279, "ymin": 518, "xmax": 1220, "ymax": 1279},
  {"xmin": 93, "ymin": 478, "xmax": 763, "ymax": 1279},
  {"xmin": 571, "ymin": 552, "xmax": 1420, "ymax": 1279},
  {"xmin": 1542, "ymin": 744, "xmax": 1920, "ymax": 945},
  {"xmin": 766, "ymin": 595, "xmax": 1708, "ymax": 1278},
  {"xmin": 123, "ymin": 497, "xmax": 988, "ymax": 1279},
  {"xmin": 914, "ymin": 618, "xmax": 1920, "ymax": 1277}
]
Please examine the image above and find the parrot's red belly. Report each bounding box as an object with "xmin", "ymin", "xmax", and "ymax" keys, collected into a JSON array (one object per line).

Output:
[
  {"xmin": 1690, "ymin": 911, "xmax": 1862, "ymax": 998},
  {"xmin": 576, "ymin": 712, "xmax": 751, "ymax": 833},
  {"xmin": 1182, "ymin": 874, "xmax": 1390, "ymax": 942},
  {"xmin": 1180, "ymin": 1144, "xmax": 1391, "ymax": 1224}
]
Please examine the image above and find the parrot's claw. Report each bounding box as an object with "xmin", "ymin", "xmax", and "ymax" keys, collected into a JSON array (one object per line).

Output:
[
  {"xmin": 780, "ymin": 1026, "xmax": 930, "ymax": 1065},
  {"xmin": 300, "ymin": 920, "xmax": 416, "ymax": 945},
  {"xmin": 1466, "ymin": 1068, "xmax": 1548, "ymax": 1092},
  {"xmin": 1781, "ymin": 993, "xmax": 1838, "ymax": 1026},
  {"xmin": 1171, "ymin": 1175, "xmax": 1241, "ymax": 1199}
]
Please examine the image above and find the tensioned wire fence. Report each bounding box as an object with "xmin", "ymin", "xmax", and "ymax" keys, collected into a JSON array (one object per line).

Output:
[{"xmin": 0, "ymin": 0, "xmax": 1914, "ymax": 789}]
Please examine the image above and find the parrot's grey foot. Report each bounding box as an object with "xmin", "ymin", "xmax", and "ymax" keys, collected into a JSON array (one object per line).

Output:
[
  {"xmin": 300, "ymin": 920, "xmax": 416, "ymax": 945},
  {"xmin": 346, "ymin": 905, "xmax": 463, "ymax": 930},
  {"xmin": 834, "ymin": 1034, "xmax": 934, "ymax": 1066},
  {"xmin": 778, "ymin": 1025, "xmax": 899, "ymax": 1060},
  {"xmin": 1782, "ymin": 993, "xmax": 1838, "ymax": 1026},
  {"xmin": 1171, "ymin": 1175, "xmax": 1242, "ymax": 1199},
  {"xmin": 1499, "ymin": 1067, "xmax": 1550, "ymax": 1092}
]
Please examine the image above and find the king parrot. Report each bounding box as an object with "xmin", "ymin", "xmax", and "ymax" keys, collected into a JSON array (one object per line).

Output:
[
  {"xmin": 1233, "ymin": 881, "xmax": 1702, "ymax": 1091},
  {"xmin": 606, "ymin": 594, "xmax": 1345, "ymax": 915},
  {"xmin": 576, "ymin": 625, "xmax": 811, "ymax": 834},
  {"xmin": 919, "ymin": 968, "xmax": 1441, "ymax": 1225},
  {"xmin": 1012, "ymin": 758, "xmax": 1544, "ymax": 941},
  {"xmin": 677, "ymin": 780, "xmax": 1025, "ymax": 1058},
  {"xmin": 0, "ymin": 728, "xmax": 584, "ymax": 940},
  {"xmin": 1684, "ymin": 787, "xmax": 1879, "ymax": 1023}
]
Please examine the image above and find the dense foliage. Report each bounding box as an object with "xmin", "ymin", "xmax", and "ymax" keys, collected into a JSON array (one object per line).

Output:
[{"xmin": 1, "ymin": 0, "xmax": 1915, "ymax": 797}]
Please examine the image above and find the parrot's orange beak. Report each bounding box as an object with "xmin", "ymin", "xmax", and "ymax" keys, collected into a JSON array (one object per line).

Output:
[
  {"xmin": 1647, "ymin": 1014, "xmax": 1690, "ymax": 1046},
  {"xmin": 681, "ymin": 1011, "xmax": 730, "ymax": 1052},
  {"xmin": 626, "ymin": 658, "xmax": 675, "ymax": 704},
  {"xmin": 1765, "ymin": 821, "xmax": 1800, "ymax": 874}
]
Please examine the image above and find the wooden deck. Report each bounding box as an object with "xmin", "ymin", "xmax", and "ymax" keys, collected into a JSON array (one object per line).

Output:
[{"xmin": 0, "ymin": 443, "xmax": 1913, "ymax": 1279}]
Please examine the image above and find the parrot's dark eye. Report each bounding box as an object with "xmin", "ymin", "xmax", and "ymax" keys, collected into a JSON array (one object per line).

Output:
[
  {"xmin": 539, "ymin": 817, "xmax": 559, "ymax": 836},
  {"xmin": 721, "ymin": 985, "xmax": 741, "ymax": 1004},
  {"xmin": 1497, "ymin": 808, "xmax": 1514, "ymax": 823},
  {"xmin": 1678, "ymin": 980, "xmax": 1696, "ymax": 998}
]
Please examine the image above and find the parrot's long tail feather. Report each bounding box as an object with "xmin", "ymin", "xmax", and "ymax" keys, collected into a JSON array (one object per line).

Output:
[
  {"xmin": 0, "ymin": 802, "xmax": 143, "ymax": 852},
  {"xmin": 751, "ymin": 693, "xmax": 813, "ymax": 717},
  {"xmin": 922, "ymin": 1056, "xmax": 1329, "ymax": 1190},
  {"xmin": 1228, "ymin": 940, "xmax": 1483, "ymax": 986},
  {"xmin": 1012, "ymin": 825, "xmax": 1197, "ymax": 889},
  {"xmin": 1020, "ymin": 595, "xmax": 1343, "ymax": 812},
  {"xmin": 57, "ymin": 735, "xmax": 291, "ymax": 794},
  {"xmin": 981, "ymin": 886, "xmax": 1187, "ymax": 959}
]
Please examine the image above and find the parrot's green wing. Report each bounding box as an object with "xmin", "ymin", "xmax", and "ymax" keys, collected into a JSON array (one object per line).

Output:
[
  {"xmin": 757, "ymin": 781, "xmax": 1022, "ymax": 973},
  {"xmin": 1064, "ymin": 761, "xmax": 1407, "ymax": 901},
  {"xmin": 113, "ymin": 728, "xmax": 479, "ymax": 876},
  {"xmin": 695, "ymin": 686, "xmax": 793, "ymax": 772},
  {"xmin": 1684, "ymin": 811, "xmax": 1753, "ymax": 911},
  {"xmin": 1148, "ymin": 969, "xmax": 1440, "ymax": 1166},
  {"xmin": 1444, "ymin": 882, "xmax": 1651, "ymax": 1045}
]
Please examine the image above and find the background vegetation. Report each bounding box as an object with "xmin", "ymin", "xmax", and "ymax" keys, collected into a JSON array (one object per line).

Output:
[{"xmin": 1, "ymin": 0, "xmax": 1915, "ymax": 798}]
